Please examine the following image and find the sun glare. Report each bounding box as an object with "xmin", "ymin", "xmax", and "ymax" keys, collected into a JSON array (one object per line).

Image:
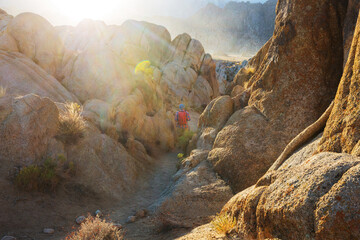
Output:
[{"xmin": 50, "ymin": 0, "xmax": 121, "ymax": 24}]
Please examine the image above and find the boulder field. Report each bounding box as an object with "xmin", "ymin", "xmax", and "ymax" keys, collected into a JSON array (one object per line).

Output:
[
  {"xmin": 180, "ymin": 0, "xmax": 360, "ymax": 239},
  {"xmin": 2, "ymin": 0, "xmax": 360, "ymax": 238},
  {"xmin": 0, "ymin": 8, "xmax": 220, "ymax": 236}
]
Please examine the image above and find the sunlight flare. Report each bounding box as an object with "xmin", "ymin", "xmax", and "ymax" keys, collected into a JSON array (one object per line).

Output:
[{"xmin": 49, "ymin": 0, "xmax": 125, "ymax": 23}]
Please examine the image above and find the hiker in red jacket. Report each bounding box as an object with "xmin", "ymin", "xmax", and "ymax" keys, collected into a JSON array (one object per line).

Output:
[{"xmin": 175, "ymin": 104, "xmax": 190, "ymax": 130}]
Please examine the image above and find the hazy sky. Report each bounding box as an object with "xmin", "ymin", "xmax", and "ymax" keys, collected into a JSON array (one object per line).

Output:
[{"xmin": 0, "ymin": 0, "xmax": 267, "ymax": 26}]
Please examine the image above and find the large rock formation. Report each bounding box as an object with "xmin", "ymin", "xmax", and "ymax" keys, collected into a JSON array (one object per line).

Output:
[
  {"xmin": 57, "ymin": 19, "xmax": 218, "ymax": 151},
  {"xmin": 181, "ymin": 4, "xmax": 360, "ymax": 240},
  {"xmin": 222, "ymin": 146, "xmax": 360, "ymax": 240},
  {"xmin": 318, "ymin": 11, "xmax": 360, "ymax": 155},
  {"xmin": 0, "ymin": 50, "xmax": 78, "ymax": 103},
  {"xmin": 153, "ymin": 150, "xmax": 233, "ymax": 228},
  {"xmin": 208, "ymin": 0, "xmax": 347, "ymax": 193},
  {"xmin": 7, "ymin": 13, "xmax": 64, "ymax": 78},
  {"xmin": 0, "ymin": 94, "xmax": 59, "ymax": 166}
]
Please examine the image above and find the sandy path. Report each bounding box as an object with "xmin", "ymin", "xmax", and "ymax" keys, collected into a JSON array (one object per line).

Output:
[{"xmin": 108, "ymin": 151, "xmax": 180, "ymax": 239}]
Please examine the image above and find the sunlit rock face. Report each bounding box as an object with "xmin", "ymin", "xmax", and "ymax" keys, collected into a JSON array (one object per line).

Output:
[
  {"xmin": 207, "ymin": 0, "xmax": 347, "ymax": 193},
  {"xmin": 318, "ymin": 10, "xmax": 360, "ymax": 156},
  {"xmin": 0, "ymin": 50, "xmax": 78, "ymax": 103},
  {"xmin": 0, "ymin": 8, "xmax": 218, "ymax": 158},
  {"xmin": 56, "ymin": 19, "xmax": 218, "ymax": 151},
  {"xmin": 6, "ymin": 12, "xmax": 64, "ymax": 79}
]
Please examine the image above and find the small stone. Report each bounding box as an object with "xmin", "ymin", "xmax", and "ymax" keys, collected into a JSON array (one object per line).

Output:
[
  {"xmin": 113, "ymin": 223, "xmax": 123, "ymax": 229},
  {"xmin": 43, "ymin": 228, "xmax": 55, "ymax": 234},
  {"xmin": 126, "ymin": 216, "xmax": 136, "ymax": 223},
  {"xmin": 76, "ymin": 216, "xmax": 86, "ymax": 224},
  {"xmin": 95, "ymin": 210, "xmax": 103, "ymax": 217},
  {"xmin": 135, "ymin": 209, "xmax": 148, "ymax": 218},
  {"xmin": 1, "ymin": 237, "xmax": 16, "ymax": 240}
]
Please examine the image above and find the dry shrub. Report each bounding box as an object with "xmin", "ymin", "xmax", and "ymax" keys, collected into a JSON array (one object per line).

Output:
[
  {"xmin": 66, "ymin": 215, "xmax": 123, "ymax": 240},
  {"xmin": 57, "ymin": 102, "xmax": 86, "ymax": 144},
  {"xmin": 211, "ymin": 213, "xmax": 237, "ymax": 235},
  {"xmin": 0, "ymin": 86, "xmax": 6, "ymax": 98}
]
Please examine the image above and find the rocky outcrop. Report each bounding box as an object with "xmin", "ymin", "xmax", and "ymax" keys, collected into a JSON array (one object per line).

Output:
[
  {"xmin": 0, "ymin": 50, "xmax": 78, "ymax": 103},
  {"xmin": 215, "ymin": 60, "xmax": 245, "ymax": 95},
  {"xmin": 0, "ymin": 94, "xmax": 143, "ymax": 198},
  {"xmin": 57, "ymin": 19, "xmax": 218, "ymax": 151},
  {"xmin": 343, "ymin": 0, "xmax": 360, "ymax": 64},
  {"xmin": 0, "ymin": 94, "xmax": 59, "ymax": 167},
  {"xmin": 63, "ymin": 123, "xmax": 140, "ymax": 197},
  {"xmin": 318, "ymin": 12, "xmax": 360, "ymax": 155},
  {"xmin": 208, "ymin": 0, "xmax": 347, "ymax": 193},
  {"xmin": 209, "ymin": 106, "xmax": 284, "ymax": 192},
  {"xmin": 196, "ymin": 96, "xmax": 234, "ymax": 150},
  {"xmin": 270, "ymin": 101, "xmax": 334, "ymax": 172},
  {"xmin": 154, "ymin": 153, "xmax": 232, "ymax": 228},
  {"xmin": 221, "ymin": 139, "xmax": 360, "ymax": 240},
  {"xmin": 7, "ymin": 13, "xmax": 64, "ymax": 78},
  {"xmin": 0, "ymin": 10, "xmax": 18, "ymax": 52},
  {"xmin": 160, "ymin": 33, "xmax": 219, "ymax": 108}
]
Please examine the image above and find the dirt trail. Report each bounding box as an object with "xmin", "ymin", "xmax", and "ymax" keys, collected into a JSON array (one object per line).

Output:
[
  {"xmin": 107, "ymin": 151, "xmax": 180, "ymax": 239},
  {"xmin": 108, "ymin": 113, "xmax": 200, "ymax": 239}
]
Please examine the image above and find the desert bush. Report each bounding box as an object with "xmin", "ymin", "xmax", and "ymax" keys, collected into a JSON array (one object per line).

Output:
[
  {"xmin": 210, "ymin": 213, "xmax": 237, "ymax": 235},
  {"xmin": 57, "ymin": 102, "xmax": 86, "ymax": 144},
  {"xmin": 177, "ymin": 130, "xmax": 195, "ymax": 152},
  {"xmin": 66, "ymin": 215, "xmax": 123, "ymax": 240},
  {"xmin": 0, "ymin": 86, "xmax": 6, "ymax": 98},
  {"xmin": 15, "ymin": 158, "xmax": 60, "ymax": 192},
  {"xmin": 15, "ymin": 156, "xmax": 75, "ymax": 192}
]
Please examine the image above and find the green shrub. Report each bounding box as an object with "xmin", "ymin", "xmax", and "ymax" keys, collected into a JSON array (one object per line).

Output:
[
  {"xmin": 210, "ymin": 213, "xmax": 237, "ymax": 235},
  {"xmin": 177, "ymin": 130, "xmax": 195, "ymax": 152},
  {"xmin": 57, "ymin": 102, "xmax": 86, "ymax": 144},
  {"xmin": 15, "ymin": 158, "xmax": 60, "ymax": 192},
  {"xmin": 15, "ymin": 156, "xmax": 75, "ymax": 192},
  {"xmin": 66, "ymin": 215, "xmax": 123, "ymax": 240}
]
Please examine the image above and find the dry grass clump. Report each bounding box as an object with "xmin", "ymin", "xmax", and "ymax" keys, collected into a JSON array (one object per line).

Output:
[
  {"xmin": 210, "ymin": 213, "xmax": 237, "ymax": 235},
  {"xmin": 0, "ymin": 86, "xmax": 6, "ymax": 98},
  {"xmin": 66, "ymin": 215, "xmax": 123, "ymax": 240},
  {"xmin": 57, "ymin": 102, "xmax": 86, "ymax": 144}
]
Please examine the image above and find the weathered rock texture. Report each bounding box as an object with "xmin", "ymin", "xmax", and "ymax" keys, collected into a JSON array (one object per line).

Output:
[
  {"xmin": 7, "ymin": 13, "xmax": 64, "ymax": 78},
  {"xmin": 57, "ymin": 19, "xmax": 218, "ymax": 151},
  {"xmin": 0, "ymin": 94, "xmax": 141, "ymax": 198},
  {"xmin": 343, "ymin": 0, "xmax": 360, "ymax": 63},
  {"xmin": 160, "ymin": 34, "xmax": 219, "ymax": 108},
  {"xmin": 0, "ymin": 94, "xmax": 59, "ymax": 166},
  {"xmin": 154, "ymin": 153, "xmax": 233, "ymax": 228},
  {"xmin": 221, "ymin": 138, "xmax": 360, "ymax": 240},
  {"xmin": 318, "ymin": 11, "xmax": 360, "ymax": 155},
  {"xmin": 0, "ymin": 50, "xmax": 78, "ymax": 103},
  {"xmin": 208, "ymin": 0, "xmax": 347, "ymax": 193}
]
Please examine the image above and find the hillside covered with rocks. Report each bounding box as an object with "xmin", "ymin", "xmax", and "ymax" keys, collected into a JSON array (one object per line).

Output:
[{"xmin": 1, "ymin": 0, "xmax": 360, "ymax": 239}]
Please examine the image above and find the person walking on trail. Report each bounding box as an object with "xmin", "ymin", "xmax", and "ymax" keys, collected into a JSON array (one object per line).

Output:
[{"xmin": 175, "ymin": 104, "xmax": 190, "ymax": 131}]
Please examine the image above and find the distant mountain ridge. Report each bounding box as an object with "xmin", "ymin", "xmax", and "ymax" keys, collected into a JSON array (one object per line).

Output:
[{"xmin": 150, "ymin": 0, "xmax": 277, "ymax": 57}]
